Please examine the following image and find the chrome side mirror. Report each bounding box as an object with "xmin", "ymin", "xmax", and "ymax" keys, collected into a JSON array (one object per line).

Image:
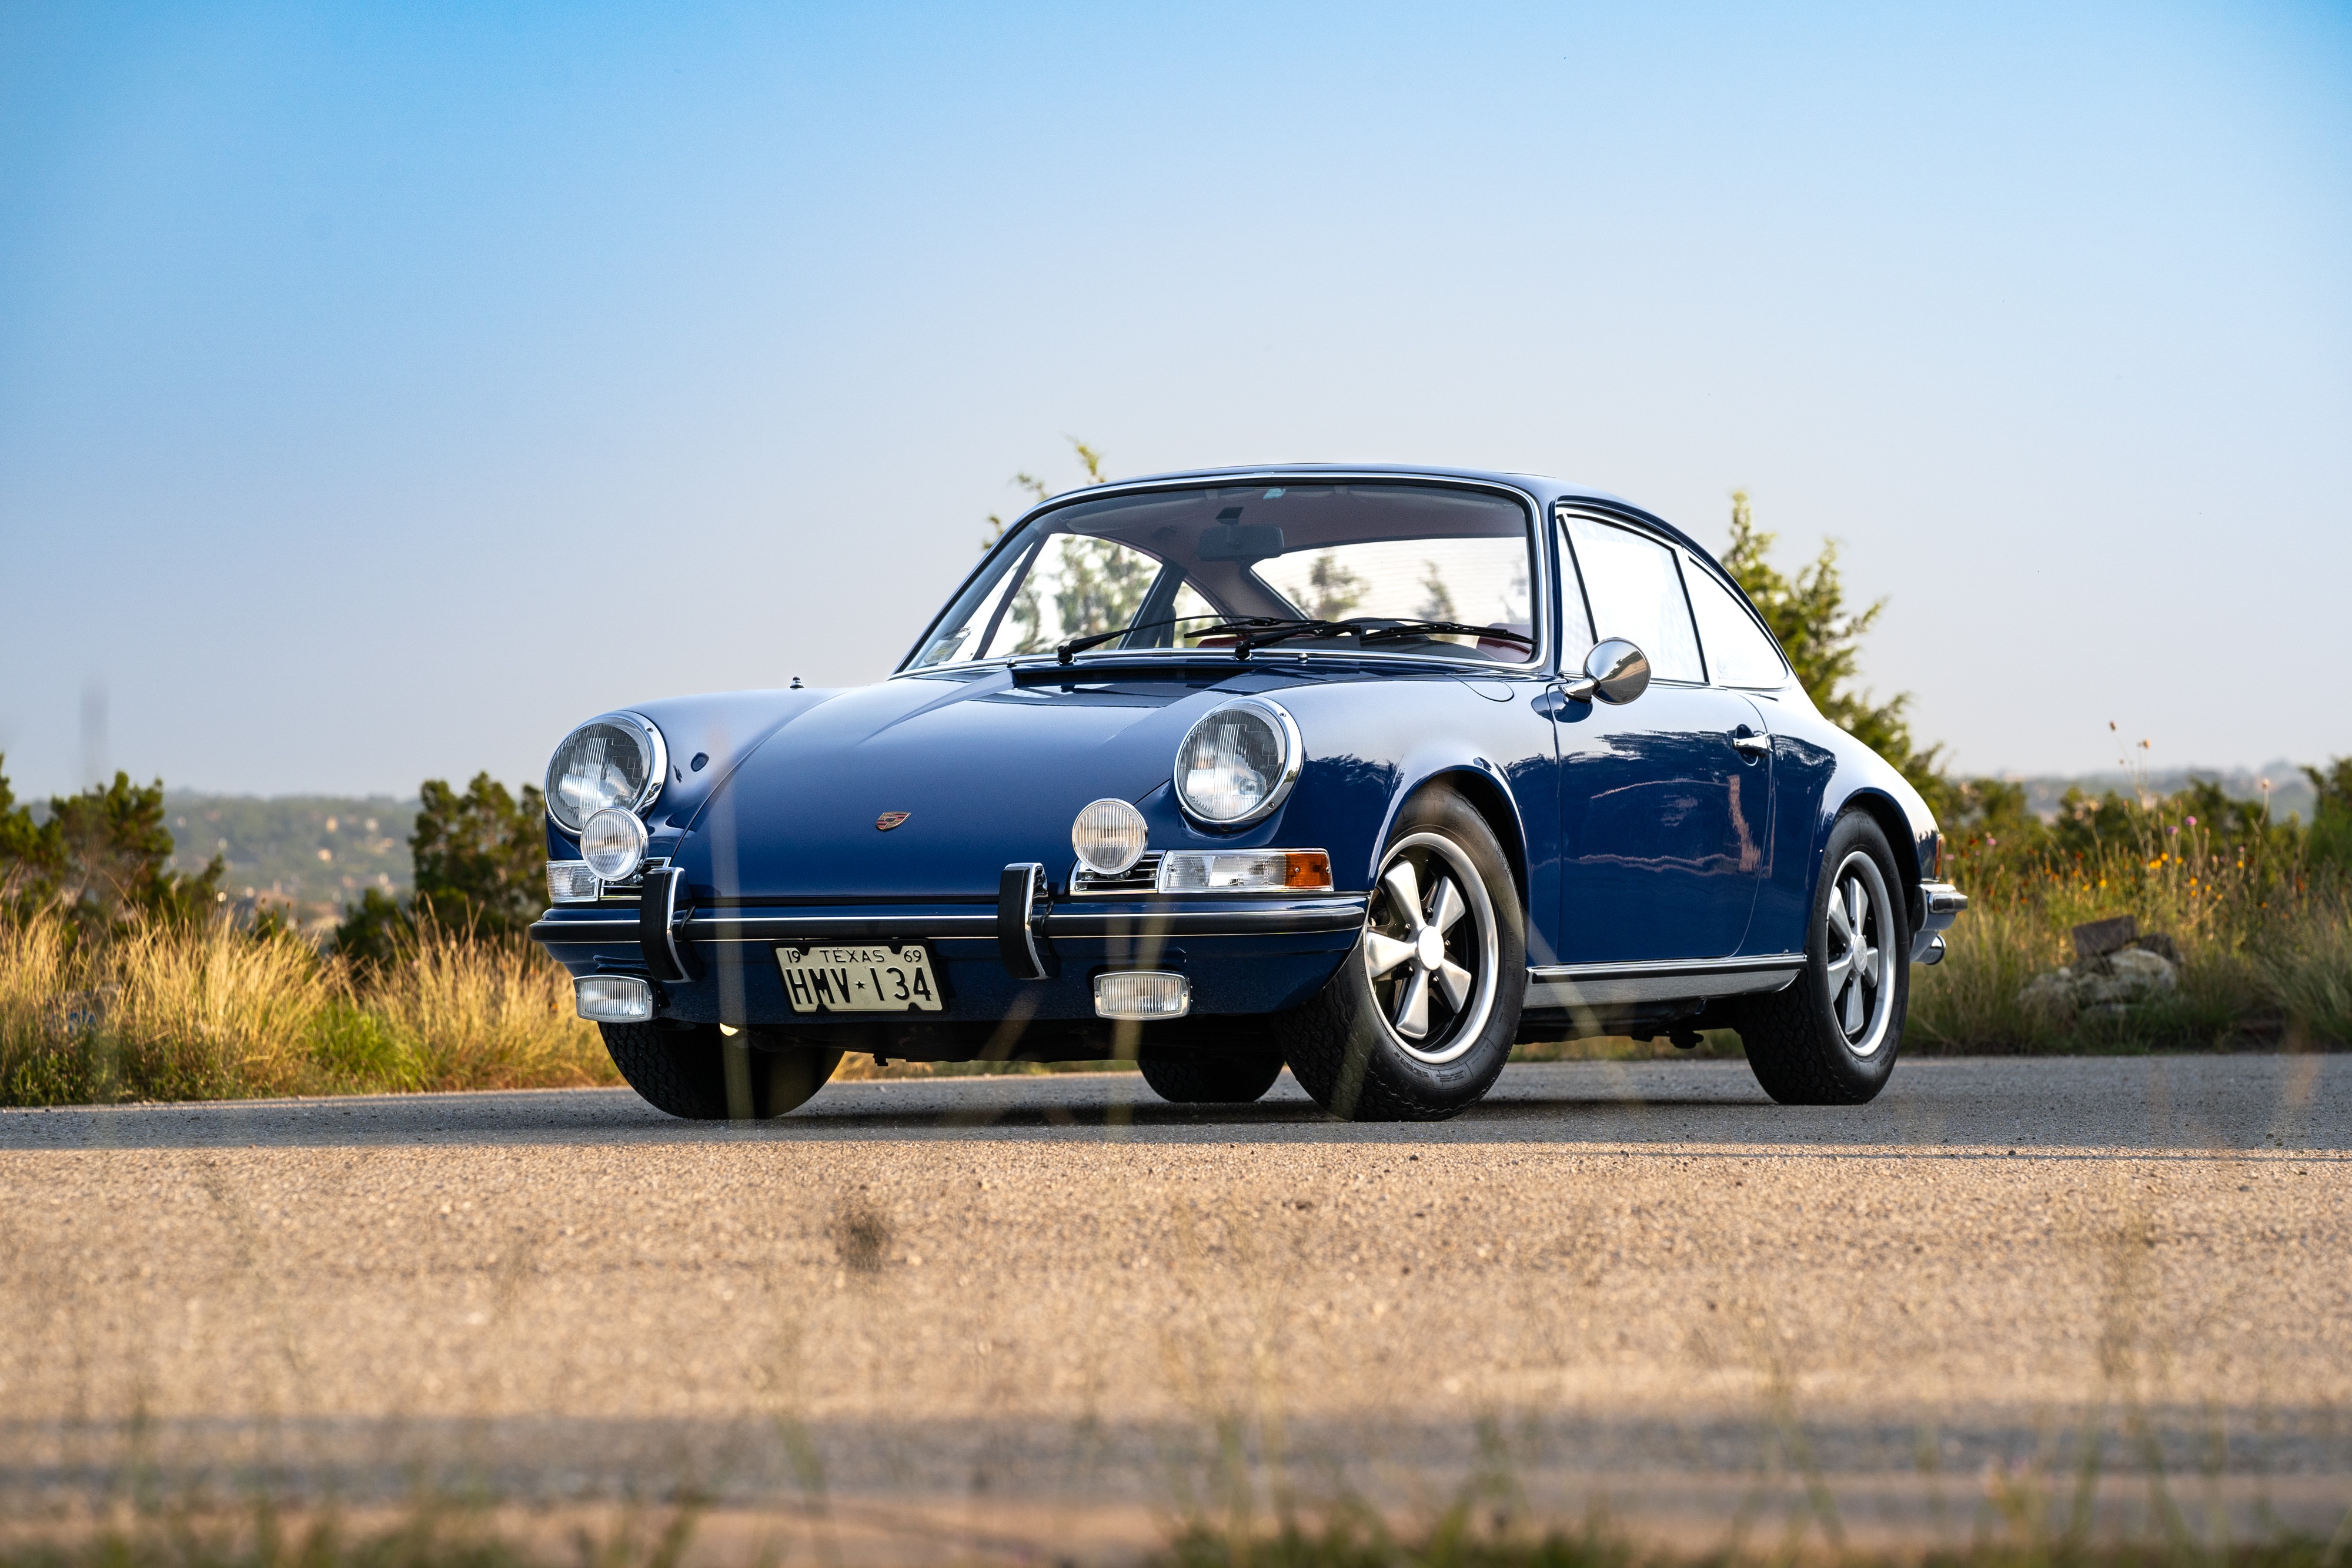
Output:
[{"xmin": 1562, "ymin": 638, "xmax": 1651, "ymax": 706}]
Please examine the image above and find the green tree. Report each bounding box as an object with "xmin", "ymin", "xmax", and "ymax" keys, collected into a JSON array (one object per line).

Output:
[
  {"xmin": 2304, "ymin": 757, "xmax": 2352, "ymax": 870},
  {"xmin": 0, "ymin": 758, "xmax": 222, "ymax": 925},
  {"xmin": 1720, "ymin": 491, "xmax": 1946, "ymax": 803},
  {"xmin": 0, "ymin": 758, "xmax": 52, "ymax": 898},
  {"xmin": 412, "ymin": 773, "xmax": 547, "ymax": 931},
  {"xmin": 335, "ymin": 771, "xmax": 546, "ymax": 960}
]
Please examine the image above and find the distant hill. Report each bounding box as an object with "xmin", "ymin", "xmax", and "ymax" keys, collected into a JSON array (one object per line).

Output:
[
  {"xmin": 164, "ymin": 793, "xmax": 417, "ymax": 924},
  {"xmin": 2004, "ymin": 760, "xmax": 2316, "ymax": 825}
]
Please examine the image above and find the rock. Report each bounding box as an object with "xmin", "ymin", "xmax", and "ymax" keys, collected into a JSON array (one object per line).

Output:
[
  {"xmin": 2017, "ymin": 945, "xmax": 2179, "ymax": 1015},
  {"xmin": 2132, "ymin": 931, "xmax": 2182, "ymax": 965},
  {"xmin": 2072, "ymin": 915, "xmax": 2139, "ymax": 960}
]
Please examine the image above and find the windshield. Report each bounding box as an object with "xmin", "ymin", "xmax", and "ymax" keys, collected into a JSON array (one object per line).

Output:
[{"xmin": 907, "ymin": 482, "xmax": 1538, "ymax": 670}]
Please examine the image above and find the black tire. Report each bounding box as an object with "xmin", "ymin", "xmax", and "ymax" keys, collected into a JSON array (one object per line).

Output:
[
  {"xmin": 1736, "ymin": 810, "xmax": 1911, "ymax": 1105},
  {"xmin": 1137, "ymin": 1048, "xmax": 1285, "ymax": 1105},
  {"xmin": 1279, "ymin": 787, "xmax": 1526, "ymax": 1121},
  {"xmin": 600, "ymin": 1022, "xmax": 841, "ymax": 1120}
]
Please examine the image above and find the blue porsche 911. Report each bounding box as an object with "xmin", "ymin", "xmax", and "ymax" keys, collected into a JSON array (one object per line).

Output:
[{"xmin": 530, "ymin": 466, "xmax": 1966, "ymax": 1121}]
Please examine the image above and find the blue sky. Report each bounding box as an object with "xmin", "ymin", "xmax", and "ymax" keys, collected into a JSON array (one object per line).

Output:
[{"xmin": 2, "ymin": 1, "xmax": 2347, "ymax": 798}]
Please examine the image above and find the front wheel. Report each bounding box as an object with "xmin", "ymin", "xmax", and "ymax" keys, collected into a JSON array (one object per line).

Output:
[
  {"xmin": 1279, "ymin": 787, "xmax": 1526, "ymax": 1121},
  {"xmin": 1735, "ymin": 811, "xmax": 1910, "ymax": 1105},
  {"xmin": 600, "ymin": 1022, "xmax": 841, "ymax": 1120}
]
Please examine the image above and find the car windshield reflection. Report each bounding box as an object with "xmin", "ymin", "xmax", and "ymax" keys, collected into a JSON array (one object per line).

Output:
[{"xmin": 908, "ymin": 481, "xmax": 1538, "ymax": 671}]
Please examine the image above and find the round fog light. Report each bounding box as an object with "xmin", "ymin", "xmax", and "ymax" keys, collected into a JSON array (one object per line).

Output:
[
  {"xmin": 1071, "ymin": 797, "xmax": 1148, "ymax": 874},
  {"xmin": 580, "ymin": 808, "xmax": 649, "ymax": 881}
]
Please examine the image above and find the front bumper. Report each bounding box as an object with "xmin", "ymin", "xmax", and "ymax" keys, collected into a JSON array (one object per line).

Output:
[
  {"xmin": 529, "ymin": 892, "xmax": 1368, "ymax": 1030},
  {"xmin": 1910, "ymin": 880, "xmax": 1969, "ymax": 964}
]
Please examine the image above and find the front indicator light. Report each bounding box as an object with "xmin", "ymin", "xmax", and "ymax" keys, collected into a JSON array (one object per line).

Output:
[
  {"xmin": 576, "ymin": 975, "xmax": 653, "ymax": 1022},
  {"xmin": 1095, "ymin": 971, "xmax": 1190, "ymax": 1020},
  {"xmin": 547, "ymin": 861, "xmax": 601, "ymax": 904},
  {"xmin": 1155, "ymin": 849, "xmax": 1332, "ymax": 893}
]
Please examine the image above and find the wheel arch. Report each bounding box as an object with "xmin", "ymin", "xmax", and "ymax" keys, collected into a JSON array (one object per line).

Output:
[
  {"xmin": 1376, "ymin": 761, "xmax": 1531, "ymax": 921},
  {"xmin": 1821, "ymin": 787, "xmax": 1922, "ymax": 928}
]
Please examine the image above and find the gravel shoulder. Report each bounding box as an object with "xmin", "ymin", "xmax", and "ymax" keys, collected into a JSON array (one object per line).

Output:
[{"xmin": 2, "ymin": 1057, "xmax": 2345, "ymax": 1559}]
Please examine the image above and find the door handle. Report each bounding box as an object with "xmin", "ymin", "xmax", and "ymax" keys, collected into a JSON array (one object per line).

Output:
[{"xmin": 1730, "ymin": 732, "xmax": 1770, "ymax": 757}]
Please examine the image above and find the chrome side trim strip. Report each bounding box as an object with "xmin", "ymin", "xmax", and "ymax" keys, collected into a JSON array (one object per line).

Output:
[
  {"xmin": 1528, "ymin": 953, "xmax": 1806, "ymax": 982},
  {"xmin": 1524, "ymin": 952, "xmax": 1805, "ymax": 1008}
]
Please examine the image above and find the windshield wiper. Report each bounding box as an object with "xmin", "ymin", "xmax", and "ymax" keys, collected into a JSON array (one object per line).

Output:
[
  {"xmin": 1048, "ymin": 615, "xmax": 1532, "ymax": 667},
  {"xmin": 1355, "ymin": 620, "xmax": 1536, "ymax": 651},
  {"xmin": 1054, "ymin": 614, "xmax": 1305, "ymax": 664}
]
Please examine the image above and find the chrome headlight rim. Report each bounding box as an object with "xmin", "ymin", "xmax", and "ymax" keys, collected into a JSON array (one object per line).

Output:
[
  {"xmin": 1172, "ymin": 696, "xmax": 1303, "ymax": 830},
  {"xmin": 544, "ymin": 710, "xmax": 668, "ymax": 837}
]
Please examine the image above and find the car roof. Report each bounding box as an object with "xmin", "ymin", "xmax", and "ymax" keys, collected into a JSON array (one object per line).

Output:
[{"xmin": 1034, "ymin": 463, "xmax": 1722, "ymax": 572}]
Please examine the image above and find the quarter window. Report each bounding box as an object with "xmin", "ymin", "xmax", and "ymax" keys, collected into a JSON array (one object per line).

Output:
[
  {"xmin": 1559, "ymin": 513, "xmax": 1704, "ymax": 683},
  {"xmin": 1683, "ymin": 558, "xmax": 1788, "ymax": 687},
  {"xmin": 1554, "ymin": 519, "xmax": 1595, "ymax": 665}
]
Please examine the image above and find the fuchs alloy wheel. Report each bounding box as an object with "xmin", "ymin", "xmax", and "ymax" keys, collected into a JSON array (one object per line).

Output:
[
  {"xmin": 1281, "ymin": 787, "xmax": 1526, "ymax": 1121},
  {"xmin": 600, "ymin": 1022, "xmax": 841, "ymax": 1120},
  {"xmin": 1137, "ymin": 1049, "xmax": 1286, "ymax": 1105},
  {"xmin": 1736, "ymin": 811, "xmax": 1911, "ymax": 1105}
]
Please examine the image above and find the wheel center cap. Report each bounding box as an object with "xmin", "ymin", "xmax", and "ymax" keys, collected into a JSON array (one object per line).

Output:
[{"xmin": 1415, "ymin": 927, "xmax": 1445, "ymax": 971}]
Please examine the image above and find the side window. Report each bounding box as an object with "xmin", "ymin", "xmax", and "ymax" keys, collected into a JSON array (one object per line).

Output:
[
  {"xmin": 1683, "ymin": 557, "xmax": 1788, "ymax": 688},
  {"xmin": 1560, "ymin": 513, "xmax": 1704, "ymax": 683},
  {"xmin": 1554, "ymin": 519, "xmax": 1595, "ymax": 664}
]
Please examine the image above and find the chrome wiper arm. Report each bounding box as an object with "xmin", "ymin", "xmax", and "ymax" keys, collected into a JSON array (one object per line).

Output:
[
  {"xmin": 1228, "ymin": 618, "xmax": 1354, "ymax": 657},
  {"xmin": 1355, "ymin": 619, "xmax": 1536, "ymax": 650},
  {"xmin": 1054, "ymin": 614, "xmax": 1308, "ymax": 665}
]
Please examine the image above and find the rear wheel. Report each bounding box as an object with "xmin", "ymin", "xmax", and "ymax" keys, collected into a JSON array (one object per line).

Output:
[
  {"xmin": 1137, "ymin": 1049, "xmax": 1285, "ymax": 1105},
  {"xmin": 1735, "ymin": 811, "xmax": 1909, "ymax": 1105},
  {"xmin": 1279, "ymin": 787, "xmax": 1525, "ymax": 1121},
  {"xmin": 600, "ymin": 1022, "xmax": 841, "ymax": 1119}
]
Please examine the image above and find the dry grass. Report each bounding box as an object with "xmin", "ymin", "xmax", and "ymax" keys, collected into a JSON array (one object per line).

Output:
[
  {"xmin": 0, "ymin": 905, "xmax": 613, "ymax": 1106},
  {"xmin": 1909, "ymin": 828, "xmax": 2349, "ymax": 1053},
  {"xmin": 352, "ymin": 916, "xmax": 615, "ymax": 1092}
]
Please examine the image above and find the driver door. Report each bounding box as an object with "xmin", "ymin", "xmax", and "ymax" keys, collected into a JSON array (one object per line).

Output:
[{"xmin": 1551, "ymin": 510, "xmax": 1773, "ymax": 963}]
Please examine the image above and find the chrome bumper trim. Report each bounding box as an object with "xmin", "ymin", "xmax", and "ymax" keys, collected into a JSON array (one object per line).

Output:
[
  {"xmin": 530, "ymin": 895, "xmax": 1368, "ymax": 948},
  {"xmin": 1913, "ymin": 880, "xmax": 1967, "ymax": 962},
  {"xmin": 1043, "ymin": 900, "xmax": 1365, "ymax": 937}
]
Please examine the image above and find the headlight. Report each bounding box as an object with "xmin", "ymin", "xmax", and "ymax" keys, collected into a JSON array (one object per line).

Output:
[
  {"xmin": 1072, "ymin": 798, "xmax": 1148, "ymax": 874},
  {"xmin": 580, "ymin": 808, "xmax": 649, "ymax": 881},
  {"xmin": 1172, "ymin": 697, "xmax": 1302, "ymax": 827},
  {"xmin": 546, "ymin": 713, "xmax": 666, "ymax": 834}
]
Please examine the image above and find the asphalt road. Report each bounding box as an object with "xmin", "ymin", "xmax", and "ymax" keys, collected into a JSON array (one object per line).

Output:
[{"xmin": 2, "ymin": 1057, "xmax": 2346, "ymax": 1562}]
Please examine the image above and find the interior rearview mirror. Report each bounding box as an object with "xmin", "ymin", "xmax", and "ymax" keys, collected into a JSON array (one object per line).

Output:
[
  {"xmin": 1198, "ymin": 522, "xmax": 1286, "ymax": 563},
  {"xmin": 1564, "ymin": 638, "xmax": 1650, "ymax": 705}
]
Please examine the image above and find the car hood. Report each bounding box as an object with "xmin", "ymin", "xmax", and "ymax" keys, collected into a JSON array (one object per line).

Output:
[{"xmin": 665, "ymin": 668, "xmax": 1245, "ymax": 901}]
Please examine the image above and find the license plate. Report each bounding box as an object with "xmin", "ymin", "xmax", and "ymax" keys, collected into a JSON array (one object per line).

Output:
[{"xmin": 774, "ymin": 944, "xmax": 944, "ymax": 1013}]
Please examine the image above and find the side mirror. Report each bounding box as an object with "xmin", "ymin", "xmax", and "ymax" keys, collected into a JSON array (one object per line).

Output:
[{"xmin": 1563, "ymin": 638, "xmax": 1651, "ymax": 706}]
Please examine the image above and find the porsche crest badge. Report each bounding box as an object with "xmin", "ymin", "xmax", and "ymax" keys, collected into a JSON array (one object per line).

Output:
[{"xmin": 874, "ymin": 811, "xmax": 911, "ymax": 831}]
